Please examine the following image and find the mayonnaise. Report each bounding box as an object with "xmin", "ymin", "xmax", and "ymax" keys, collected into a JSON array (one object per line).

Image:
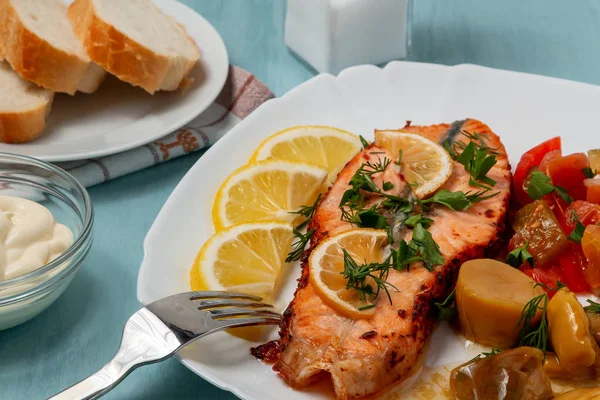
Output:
[{"xmin": 0, "ymin": 195, "xmax": 73, "ymax": 281}]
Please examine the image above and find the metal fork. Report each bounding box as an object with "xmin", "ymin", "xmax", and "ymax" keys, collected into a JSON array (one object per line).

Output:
[{"xmin": 49, "ymin": 291, "xmax": 281, "ymax": 400}]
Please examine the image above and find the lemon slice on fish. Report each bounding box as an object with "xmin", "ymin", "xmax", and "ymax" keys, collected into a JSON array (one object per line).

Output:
[
  {"xmin": 190, "ymin": 221, "xmax": 294, "ymax": 299},
  {"xmin": 250, "ymin": 126, "xmax": 363, "ymax": 184},
  {"xmin": 309, "ymin": 228, "xmax": 390, "ymax": 318},
  {"xmin": 212, "ymin": 160, "xmax": 327, "ymax": 231},
  {"xmin": 375, "ymin": 130, "xmax": 453, "ymax": 198}
]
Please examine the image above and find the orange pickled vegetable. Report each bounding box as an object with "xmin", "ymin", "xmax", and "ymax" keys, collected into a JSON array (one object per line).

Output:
[
  {"xmin": 547, "ymin": 153, "xmax": 590, "ymax": 201},
  {"xmin": 582, "ymin": 224, "xmax": 600, "ymax": 291},
  {"xmin": 511, "ymin": 200, "xmax": 568, "ymax": 266},
  {"xmin": 585, "ymin": 179, "xmax": 600, "ymax": 204}
]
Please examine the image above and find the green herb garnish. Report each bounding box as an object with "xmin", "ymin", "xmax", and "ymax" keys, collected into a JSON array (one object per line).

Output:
[
  {"xmin": 289, "ymin": 193, "xmax": 321, "ymax": 222},
  {"xmin": 285, "ymin": 228, "xmax": 315, "ymax": 262},
  {"xmin": 584, "ymin": 299, "xmax": 600, "ymax": 313},
  {"xmin": 341, "ymin": 249, "xmax": 397, "ymax": 306},
  {"xmin": 418, "ymin": 189, "xmax": 499, "ymax": 211},
  {"xmin": 506, "ymin": 241, "xmax": 534, "ymax": 268},
  {"xmin": 434, "ymin": 288, "xmax": 456, "ymax": 321},
  {"xmin": 526, "ymin": 171, "xmax": 573, "ymax": 204},
  {"xmin": 516, "ymin": 282, "xmax": 565, "ymax": 355},
  {"xmin": 404, "ymin": 214, "xmax": 434, "ymax": 229},
  {"xmin": 516, "ymin": 292, "xmax": 549, "ymax": 354},
  {"xmin": 583, "ymin": 167, "xmax": 598, "ymax": 179},
  {"xmin": 410, "ymin": 223, "xmax": 444, "ymax": 271},
  {"xmin": 447, "ymin": 131, "xmax": 499, "ymax": 189},
  {"xmin": 359, "ymin": 135, "xmax": 370, "ymax": 149},
  {"xmin": 568, "ymin": 210, "xmax": 586, "ymax": 244}
]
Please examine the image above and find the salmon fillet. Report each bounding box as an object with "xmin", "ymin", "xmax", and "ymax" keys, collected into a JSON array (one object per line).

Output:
[{"xmin": 252, "ymin": 119, "xmax": 512, "ymax": 399}]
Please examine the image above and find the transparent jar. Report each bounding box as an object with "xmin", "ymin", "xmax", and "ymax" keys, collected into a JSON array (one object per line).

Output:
[
  {"xmin": 285, "ymin": 0, "xmax": 413, "ymax": 74},
  {"xmin": 0, "ymin": 153, "xmax": 93, "ymax": 330}
]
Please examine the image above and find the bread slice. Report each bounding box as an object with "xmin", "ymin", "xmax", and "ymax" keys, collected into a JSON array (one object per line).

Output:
[
  {"xmin": 0, "ymin": 62, "xmax": 53, "ymax": 143},
  {"xmin": 68, "ymin": 0, "xmax": 201, "ymax": 94},
  {"xmin": 0, "ymin": 0, "xmax": 106, "ymax": 95}
]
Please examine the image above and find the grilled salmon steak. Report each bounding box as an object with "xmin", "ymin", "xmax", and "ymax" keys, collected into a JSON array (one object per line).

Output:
[{"xmin": 252, "ymin": 119, "xmax": 512, "ymax": 399}]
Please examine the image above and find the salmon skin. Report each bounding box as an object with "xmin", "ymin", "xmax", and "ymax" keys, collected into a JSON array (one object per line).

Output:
[{"xmin": 252, "ymin": 119, "xmax": 512, "ymax": 399}]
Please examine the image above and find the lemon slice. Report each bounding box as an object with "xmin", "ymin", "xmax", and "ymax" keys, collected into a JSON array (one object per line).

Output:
[
  {"xmin": 374, "ymin": 130, "xmax": 453, "ymax": 198},
  {"xmin": 190, "ymin": 221, "xmax": 294, "ymax": 299},
  {"xmin": 212, "ymin": 160, "xmax": 327, "ymax": 231},
  {"xmin": 309, "ymin": 228, "xmax": 390, "ymax": 318},
  {"xmin": 250, "ymin": 126, "xmax": 363, "ymax": 184}
]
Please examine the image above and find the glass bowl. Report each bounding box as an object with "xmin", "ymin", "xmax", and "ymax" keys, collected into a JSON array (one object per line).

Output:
[{"xmin": 0, "ymin": 153, "xmax": 93, "ymax": 330}]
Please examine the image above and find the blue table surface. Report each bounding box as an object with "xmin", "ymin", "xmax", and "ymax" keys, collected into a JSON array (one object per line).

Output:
[{"xmin": 4, "ymin": 0, "xmax": 600, "ymax": 399}]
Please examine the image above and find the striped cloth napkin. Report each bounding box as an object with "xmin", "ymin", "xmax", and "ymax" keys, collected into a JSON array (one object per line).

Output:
[{"xmin": 55, "ymin": 66, "xmax": 274, "ymax": 187}]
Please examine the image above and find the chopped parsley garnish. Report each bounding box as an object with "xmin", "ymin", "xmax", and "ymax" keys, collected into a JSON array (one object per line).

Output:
[
  {"xmin": 446, "ymin": 131, "xmax": 500, "ymax": 189},
  {"xmin": 418, "ymin": 189, "xmax": 499, "ymax": 212},
  {"xmin": 404, "ymin": 213, "xmax": 434, "ymax": 229},
  {"xmin": 526, "ymin": 171, "xmax": 573, "ymax": 204},
  {"xmin": 583, "ymin": 167, "xmax": 598, "ymax": 179},
  {"xmin": 568, "ymin": 210, "xmax": 585, "ymax": 244},
  {"xmin": 506, "ymin": 241, "xmax": 534, "ymax": 268},
  {"xmin": 411, "ymin": 223, "xmax": 444, "ymax": 271},
  {"xmin": 434, "ymin": 288, "xmax": 456, "ymax": 321}
]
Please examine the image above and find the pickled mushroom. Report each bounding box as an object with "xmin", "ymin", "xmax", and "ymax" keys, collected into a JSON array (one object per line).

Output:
[
  {"xmin": 449, "ymin": 347, "xmax": 553, "ymax": 400},
  {"xmin": 547, "ymin": 288, "xmax": 597, "ymax": 373},
  {"xmin": 456, "ymin": 259, "xmax": 544, "ymax": 348}
]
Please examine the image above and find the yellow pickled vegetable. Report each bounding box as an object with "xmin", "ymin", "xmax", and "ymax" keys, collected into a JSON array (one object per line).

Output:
[
  {"xmin": 543, "ymin": 351, "xmax": 600, "ymax": 380},
  {"xmin": 547, "ymin": 288, "xmax": 596, "ymax": 372},
  {"xmin": 555, "ymin": 387, "xmax": 600, "ymax": 400},
  {"xmin": 450, "ymin": 347, "xmax": 553, "ymax": 400},
  {"xmin": 589, "ymin": 149, "xmax": 600, "ymax": 173},
  {"xmin": 456, "ymin": 259, "xmax": 544, "ymax": 348}
]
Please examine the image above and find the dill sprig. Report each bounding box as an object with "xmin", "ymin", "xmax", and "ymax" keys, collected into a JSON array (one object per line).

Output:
[
  {"xmin": 289, "ymin": 193, "xmax": 322, "ymax": 222},
  {"xmin": 516, "ymin": 292, "xmax": 549, "ymax": 354},
  {"xmin": 516, "ymin": 282, "xmax": 565, "ymax": 354},
  {"xmin": 584, "ymin": 299, "xmax": 600, "ymax": 313},
  {"xmin": 338, "ymin": 157, "xmax": 412, "ymax": 240},
  {"xmin": 285, "ymin": 194, "xmax": 322, "ymax": 262},
  {"xmin": 285, "ymin": 228, "xmax": 315, "ymax": 262},
  {"xmin": 341, "ymin": 249, "xmax": 397, "ymax": 308}
]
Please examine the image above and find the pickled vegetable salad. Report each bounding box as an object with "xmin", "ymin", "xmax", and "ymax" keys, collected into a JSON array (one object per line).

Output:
[
  {"xmin": 510, "ymin": 137, "xmax": 600, "ymax": 294},
  {"xmin": 253, "ymin": 119, "xmax": 512, "ymax": 399}
]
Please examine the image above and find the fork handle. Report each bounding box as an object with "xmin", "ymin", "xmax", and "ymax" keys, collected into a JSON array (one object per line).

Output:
[
  {"xmin": 49, "ymin": 308, "xmax": 179, "ymax": 399},
  {"xmin": 48, "ymin": 352, "xmax": 172, "ymax": 400}
]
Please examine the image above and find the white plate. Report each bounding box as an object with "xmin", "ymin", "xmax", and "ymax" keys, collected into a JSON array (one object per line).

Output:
[
  {"xmin": 137, "ymin": 61, "xmax": 600, "ymax": 399},
  {"xmin": 0, "ymin": 0, "xmax": 228, "ymax": 162}
]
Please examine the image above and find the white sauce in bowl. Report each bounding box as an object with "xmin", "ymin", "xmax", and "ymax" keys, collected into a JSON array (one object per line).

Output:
[{"xmin": 0, "ymin": 195, "xmax": 73, "ymax": 281}]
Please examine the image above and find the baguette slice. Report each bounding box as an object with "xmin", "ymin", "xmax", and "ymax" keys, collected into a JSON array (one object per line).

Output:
[
  {"xmin": 0, "ymin": 62, "xmax": 53, "ymax": 143},
  {"xmin": 68, "ymin": 0, "xmax": 201, "ymax": 94},
  {"xmin": 0, "ymin": 0, "xmax": 106, "ymax": 95}
]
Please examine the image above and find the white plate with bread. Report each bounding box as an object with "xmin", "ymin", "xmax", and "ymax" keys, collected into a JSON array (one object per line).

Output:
[{"xmin": 0, "ymin": 0, "xmax": 228, "ymax": 162}]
